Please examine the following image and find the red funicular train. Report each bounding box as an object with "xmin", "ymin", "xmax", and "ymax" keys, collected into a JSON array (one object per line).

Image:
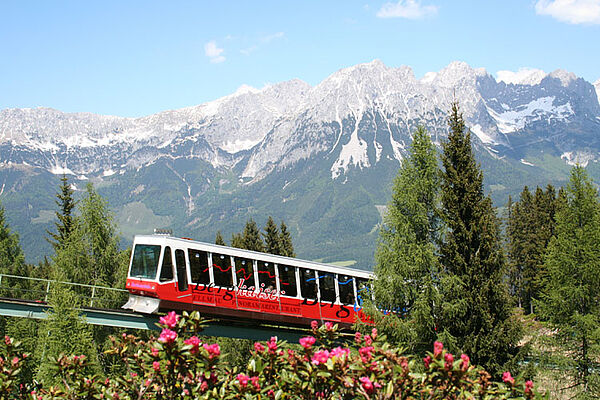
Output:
[{"xmin": 123, "ymin": 233, "xmax": 374, "ymax": 328}]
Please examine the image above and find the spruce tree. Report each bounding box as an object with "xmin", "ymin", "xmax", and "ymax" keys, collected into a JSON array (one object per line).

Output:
[
  {"xmin": 372, "ymin": 126, "xmax": 441, "ymax": 352},
  {"xmin": 215, "ymin": 231, "xmax": 226, "ymax": 246},
  {"xmin": 438, "ymin": 102, "xmax": 521, "ymax": 375},
  {"xmin": 231, "ymin": 232, "xmax": 244, "ymax": 249},
  {"xmin": 35, "ymin": 269, "xmax": 100, "ymax": 386},
  {"xmin": 46, "ymin": 174, "xmax": 77, "ymax": 252},
  {"xmin": 279, "ymin": 221, "xmax": 296, "ymax": 258},
  {"xmin": 538, "ymin": 166, "xmax": 600, "ymax": 396},
  {"xmin": 242, "ymin": 219, "xmax": 265, "ymax": 252},
  {"xmin": 263, "ymin": 216, "xmax": 281, "ymax": 255},
  {"xmin": 0, "ymin": 203, "xmax": 24, "ymax": 276}
]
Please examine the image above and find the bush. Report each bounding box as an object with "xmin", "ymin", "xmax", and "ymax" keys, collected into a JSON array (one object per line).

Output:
[{"xmin": 1, "ymin": 312, "xmax": 545, "ymax": 399}]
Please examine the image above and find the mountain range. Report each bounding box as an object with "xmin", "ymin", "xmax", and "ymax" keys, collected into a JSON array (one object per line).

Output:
[{"xmin": 1, "ymin": 60, "xmax": 599, "ymax": 268}]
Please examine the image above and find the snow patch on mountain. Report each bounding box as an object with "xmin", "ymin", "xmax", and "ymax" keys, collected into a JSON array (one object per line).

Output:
[
  {"xmin": 470, "ymin": 124, "xmax": 497, "ymax": 145},
  {"xmin": 561, "ymin": 151, "xmax": 596, "ymax": 167},
  {"xmin": 486, "ymin": 96, "xmax": 573, "ymax": 133},
  {"xmin": 496, "ymin": 68, "xmax": 547, "ymax": 86},
  {"xmin": 331, "ymin": 127, "xmax": 370, "ymax": 179},
  {"xmin": 594, "ymin": 79, "xmax": 600, "ymax": 103}
]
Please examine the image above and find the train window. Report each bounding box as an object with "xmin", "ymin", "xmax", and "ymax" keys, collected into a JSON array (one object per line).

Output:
[
  {"xmin": 356, "ymin": 278, "xmax": 371, "ymax": 301},
  {"xmin": 300, "ymin": 268, "xmax": 317, "ymax": 300},
  {"xmin": 212, "ymin": 253, "xmax": 233, "ymax": 287},
  {"xmin": 319, "ymin": 273, "xmax": 336, "ymax": 303},
  {"xmin": 235, "ymin": 257, "xmax": 254, "ymax": 288},
  {"xmin": 130, "ymin": 244, "xmax": 161, "ymax": 279},
  {"xmin": 159, "ymin": 246, "xmax": 174, "ymax": 282},
  {"xmin": 188, "ymin": 249, "xmax": 210, "ymax": 285},
  {"xmin": 278, "ymin": 265, "xmax": 297, "ymax": 297},
  {"xmin": 338, "ymin": 275, "xmax": 355, "ymax": 305},
  {"xmin": 257, "ymin": 261, "xmax": 276, "ymax": 292},
  {"xmin": 175, "ymin": 249, "xmax": 188, "ymax": 291}
]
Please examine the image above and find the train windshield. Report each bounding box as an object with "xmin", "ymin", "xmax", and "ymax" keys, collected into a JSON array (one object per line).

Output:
[{"xmin": 130, "ymin": 244, "xmax": 161, "ymax": 279}]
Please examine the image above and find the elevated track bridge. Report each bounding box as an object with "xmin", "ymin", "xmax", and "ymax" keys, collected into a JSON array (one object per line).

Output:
[{"xmin": 0, "ymin": 274, "xmax": 309, "ymax": 342}]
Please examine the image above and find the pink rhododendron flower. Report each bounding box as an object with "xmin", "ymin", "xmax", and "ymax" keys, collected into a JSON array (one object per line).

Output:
[
  {"xmin": 359, "ymin": 346, "xmax": 374, "ymax": 362},
  {"xmin": 525, "ymin": 380, "xmax": 534, "ymax": 394},
  {"xmin": 254, "ymin": 342, "xmax": 265, "ymax": 352},
  {"xmin": 311, "ymin": 320, "xmax": 318, "ymax": 330},
  {"xmin": 502, "ymin": 371, "xmax": 514, "ymax": 385},
  {"xmin": 11, "ymin": 357, "xmax": 18, "ymax": 366},
  {"xmin": 364, "ymin": 335, "xmax": 373, "ymax": 346},
  {"xmin": 299, "ymin": 336, "xmax": 316, "ymax": 349},
  {"xmin": 159, "ymin": 311, "xmax": 179, "ymax": 328},
  {"xmin": 371, "ymin": 328, "xmax": 377, "ymax": 339},
  {"xmin": 355, "ymin": 332, "xmax": 362, "ymax": 344},
  {"xmin": 152, "ymin": 361, "xmax": 160, "ymax": 371},
  {"xmin": 184, "ymin": 336, "xmax": 201, "ymax": 354},
  {"xmin": 4, "ymin": 336, "xmax": 11, "ymax": 346},
  {"xmin": 423, "ymin": 355, "xmax": 432, "ymax": 369},
  {"xmin": 330, "ymin": 346, "xmax": 350, "ymax": 360},
  {"xmin": 311, "ymin": 350, "xmax": 330, "ymax": 365},
  {"xmin": 460, "ymin": 354, "xmax": 470, "ymax": 371},
  {"xmin": 237, "ymin": 373, "xmax": 249, "ymax": 387},
  {"xmin": 444, "ymin": 352, "xmax": 454, "ymax": 370},
  {"xmin": 325, "ymin": 321, "xmax": 333, "ymax": 331},
  {"xmin": 359, "ymin": 376, "xmax": 374, "ymax": 393},
  {"xmin": 250, "ymin": 376, "xmax": 260, "ymax": 390},
  {"xmin": 151, "ymin": 347, "xmax": 159, "ymax": 357},
  {"xmin": 433, "ymin": 341, "xmax": 443, "ymax": 357},
  {"xmin": 267, "ymin": 337, "xmax": 277, "ymax": 353},
  {"xmin": 203, "ymin": 343, "xmax": 221, "ymax": 359},
  {"xmin": 158, "ymin": 328, "xmax": 177, "ymax": 344}
]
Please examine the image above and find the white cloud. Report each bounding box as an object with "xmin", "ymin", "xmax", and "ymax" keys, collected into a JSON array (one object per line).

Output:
[
  {"xmin": 496, "ymin": 68, "xmax": 547, "ymax": 85},
  {"xmin": 535, "ymin": 0, "xmax": 600, "ymax": 24},
  {"xmin": 204, "ymin": 40, "xmax": 226, "ymax": 64},
  {"xmin": 261, "ymin": 31, "xmax": 284, "ymax": 43},
  {"xmin": 377, "ymin": 0, "xmax": 438, "ymax": 19}
]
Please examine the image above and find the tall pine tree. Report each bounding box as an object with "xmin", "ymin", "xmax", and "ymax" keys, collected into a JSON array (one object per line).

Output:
[
  {"xmin": 0, "ymin": 202, "xmax": 24, "ymax": 276},
  {"xmin": 538, "ymin": 166, "xmax": 600, "ymax": 396},
  {"xmin": 279, "ymin": 221, "xmax": 296, "ymax": 257},
  {"xmin": 263, "ymin": 216, "xmax": 281, "ymax": 255},
  {"xmin": 242, "ymin": 219, "xmax": 264, "ymax": 252},
  {"xmin": 231, "ymin": 232, "xmax": 244, "ymax": 249},
  {"xmin": 46, "ymin": 174, "xmax": 77, "ymax": 252},
  {"xmin": 372, "ymin": 125, "xmax": 441, "ymax": 352},
  {"xmin": 438, "ymin": 102, "xmax": 521, "ymax": 375},
  {"xmin": 215, "ymin": 231, "xmax": 226, "ymax": 246}
]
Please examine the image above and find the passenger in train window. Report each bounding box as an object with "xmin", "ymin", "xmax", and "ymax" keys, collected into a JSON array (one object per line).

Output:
[{"xmin": 258, "ymin": 261, "xmax": 276, "ymax": 292}]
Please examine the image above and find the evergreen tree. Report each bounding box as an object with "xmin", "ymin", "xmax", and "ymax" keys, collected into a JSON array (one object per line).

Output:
[
  {"xmin": 279, "ymin": 221, "xmax": 296, "ymax": 258},
  {"xmin": 263, "ymin": 216, "xmax": 281, "ymax": 255},
  {"xmin": 215, "ymin": 231, "xmax": 226, "ymax": 246},
  {"xmin": 242, "ymin": 219, "xmax": 264, "ymax": 252},
  {"xmin": 35, "ymin": 269, "xmax": 100, "ymax": 386},
  {"xmin": 538, "ymin": 166, "xmax": 600, "ymax": 396},
  {"xmin": 0, "ymin": 202, "xmax": 24, "ymax": 277},
  {"xmin": 438, "ymin": 102, "xmax": 521, "ymax": 375},
  {"xmin": 46, "ymin": 174, "xmax": 77, "ymax": 252},
  {"xmin": 507, "ymin": 185, "xmax": 557, "ymax": 313},
  {"xmin": 372, "ymin": 126, "xmax": 441, "ymax": 352},
  {"xmin": 231, "ymin": 232, "xmax": 244, "ymax": 249}
]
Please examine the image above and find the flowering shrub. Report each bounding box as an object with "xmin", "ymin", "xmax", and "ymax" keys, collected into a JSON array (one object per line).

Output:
[{"xmin": 0, "ymin": 312, "xmax": 545, "ymax": 399}]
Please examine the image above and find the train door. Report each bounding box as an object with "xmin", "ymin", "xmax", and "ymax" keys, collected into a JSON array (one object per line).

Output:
[
  {"xmin": 278, "ymin": 264, "xmax": 301, "ymax": 317},
  {"xmin": 188, "ymin": 248, "xmax": 214, "ymax": 306},
  {"xmin": 257, "ymin": 260, "xmax": 280, "ymax": 315},
  {"xmin": 235, "ymin": 257, "xmax": 260, "ymax": 312},
  {"xmin": 299, "ymin": 268, "xmax": 320, "ymax": 321},
  {"xmin": 175, "ymin": 249, "xmax": 188, "ymax": 292},
  {"xmin": 318, "ymin": 272, "xmax": 341, "ymax": 322},
  {"xmin": 212, "ymin": 253, "xmax": 236, "ymax": 310}
]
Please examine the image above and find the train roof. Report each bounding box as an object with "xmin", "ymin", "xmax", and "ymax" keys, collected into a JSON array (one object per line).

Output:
[{"xmin": 133, "ymin": 234, "xmax": 374, "ymax": 279}]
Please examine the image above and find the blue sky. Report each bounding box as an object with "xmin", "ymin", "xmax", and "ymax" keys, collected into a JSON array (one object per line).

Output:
[{"xmin": 1, "ymin": 0, "xmax": 598, "ymax": 117}]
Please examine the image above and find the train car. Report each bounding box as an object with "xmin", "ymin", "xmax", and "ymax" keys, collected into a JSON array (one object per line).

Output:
[{"xmin": 123, "ymin": 233, "xmax": 374, "ymax": 328}]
